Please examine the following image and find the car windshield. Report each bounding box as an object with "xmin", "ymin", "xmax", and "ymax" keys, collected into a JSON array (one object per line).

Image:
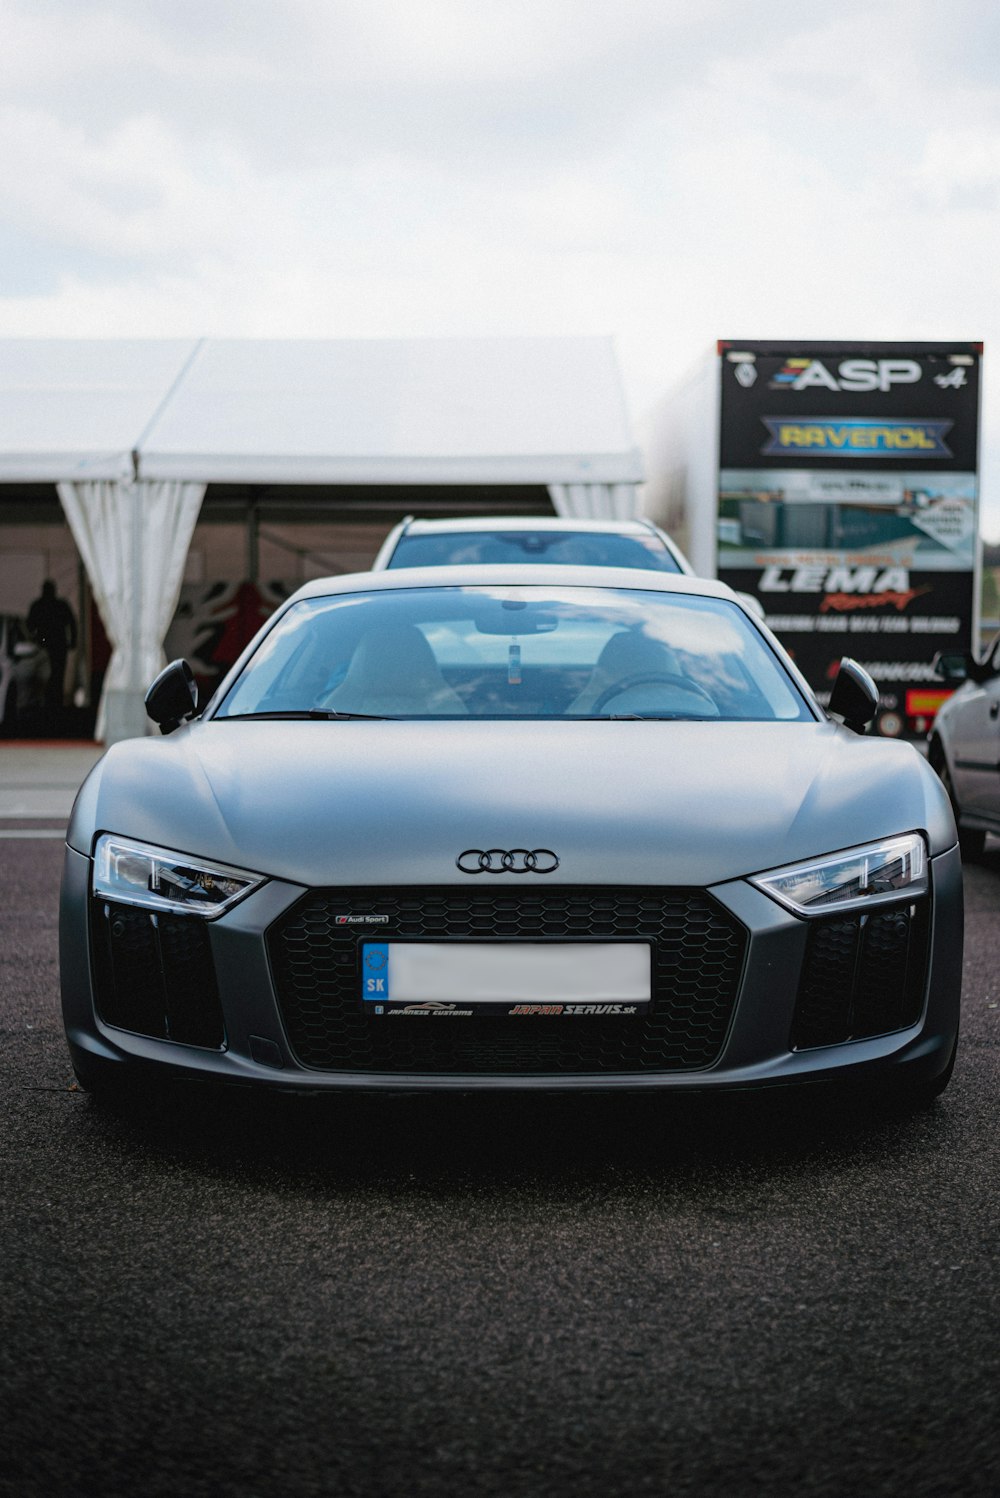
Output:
[
  {"xmin": 215, "ymin": 586, "xmax": 813, "ymax": 722},
  {"xmin": 386, "ymin": 530, "xmax": 683, "ymax": 572}
]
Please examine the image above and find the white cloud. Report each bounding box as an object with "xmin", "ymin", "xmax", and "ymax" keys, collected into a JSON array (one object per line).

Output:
[{"xmin": 0, "ymin": 0, "xmax": 999, "ymax": 536}]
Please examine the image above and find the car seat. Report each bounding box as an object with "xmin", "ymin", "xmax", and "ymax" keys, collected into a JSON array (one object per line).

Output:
[{"xmin": 324, "ymin": 624, "xmax": 468, "ymax": 716}]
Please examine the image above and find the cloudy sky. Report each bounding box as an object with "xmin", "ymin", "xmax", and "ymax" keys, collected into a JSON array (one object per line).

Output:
[{"xmin": 3, "ymin": 0, "xmax": 1000, "ymax": 536}]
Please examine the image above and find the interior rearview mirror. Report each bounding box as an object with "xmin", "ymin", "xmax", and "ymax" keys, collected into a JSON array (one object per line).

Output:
[{"xmin": 474, "ymin": 605, "xmax": 559, "ymax": 635}]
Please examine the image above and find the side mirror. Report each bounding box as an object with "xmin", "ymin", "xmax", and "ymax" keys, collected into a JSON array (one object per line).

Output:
[
  {"xmin": 966, "ymin": 651, "xmax": 996, "ymax": 686},
  {"xmin": 828, "ymin": 657, "xmax": 878, "ymax": 734},
  {"xmin": 145, "ymin": 659, "xmax": 199, "ymax": 734},
  {"xmin": 932, "ymin": 651, "xmax": 969, "ymax": 685}
]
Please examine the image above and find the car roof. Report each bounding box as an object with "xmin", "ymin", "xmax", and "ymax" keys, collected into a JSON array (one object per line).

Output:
[
  {"xmin": 399, "ymin": 516, "xmax": 662, "ymax": 537},
  {"xmin": 289, "ymin": 563, "xmax": 740, "ymax": 606}
]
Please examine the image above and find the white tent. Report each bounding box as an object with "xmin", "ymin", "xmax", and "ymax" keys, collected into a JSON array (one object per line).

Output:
[
  {"xmin": 0, "ymin": 338, "xmax": 199, "ymax": 482},
  {"xmin": 0, "ymin": 336, "xmax": 643, "ymax": 740},
  {"xmin": 139, "ymin": 336, "xmax": 642, "ymax": 489}
]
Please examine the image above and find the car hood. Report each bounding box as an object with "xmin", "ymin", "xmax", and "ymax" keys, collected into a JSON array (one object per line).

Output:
[{"xmin": 70, "ymin": 719, "xmax": 954, "ymax": 889}]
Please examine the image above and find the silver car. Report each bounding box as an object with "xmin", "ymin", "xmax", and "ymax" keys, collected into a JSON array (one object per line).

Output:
[
  {"xmin": 372, "ymin": 515, "xmax": 768, "ymax": 619},
  {"xmin": 930, "ymin": 633, "xmax": 1000, "ymax": 859},
  {"xmin": 61, "ymin": 567, "xmax": 962, "ymax": 1107},
  {"xmin": 372, "ymin": 515, "xmax": 694, "ymax": 574}
]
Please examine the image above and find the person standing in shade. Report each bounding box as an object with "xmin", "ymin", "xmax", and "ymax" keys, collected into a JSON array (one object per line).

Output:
[{"xmin": 28, "ymin": 579, "xmax": 77, "ymax": 711}]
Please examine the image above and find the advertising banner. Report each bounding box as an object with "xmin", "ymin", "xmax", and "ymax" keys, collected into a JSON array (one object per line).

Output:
[{"xmin": 717, "ymin": 342, "xmax": 982, "ymax": 737}]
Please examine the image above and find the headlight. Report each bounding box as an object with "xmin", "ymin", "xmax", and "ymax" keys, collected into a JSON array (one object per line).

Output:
[
  {"xmin": 750, "ymin": 833, "xmax": 927, "ymax": 917},
  {"xmin": 93, "ymin": 835, "xmax": 264, "ymax": 918}
]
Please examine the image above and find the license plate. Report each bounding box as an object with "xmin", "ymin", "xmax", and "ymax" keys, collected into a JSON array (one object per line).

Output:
[{"xmin": 360, "ymin": 942, "xmax": 650, "ymax": 1017}]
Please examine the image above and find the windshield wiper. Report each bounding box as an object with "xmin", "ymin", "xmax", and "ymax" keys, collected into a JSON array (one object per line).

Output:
[
  {"xmin": 574, "ymin": 713, "xmax": 716, "ymax": 722},
  {"xmin": 220, "ymin": 709, "xmax": 393, "ymax": 721}
]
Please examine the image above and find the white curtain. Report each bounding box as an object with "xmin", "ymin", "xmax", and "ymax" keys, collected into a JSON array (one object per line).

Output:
[
  {"xmin": 548, "ymin": 482, "xmax": 640, "ymax": 520},
  {"xmin": 56, "ymin": 478, "xmax": 206, "ymax": 741}
]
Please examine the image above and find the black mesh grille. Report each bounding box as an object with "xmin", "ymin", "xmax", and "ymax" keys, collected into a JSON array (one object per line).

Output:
[
  {"xmin": 90, "ymin": 899, "xmax": 226, "ymax": 1049},
  {"xmin": 266, "ymin": 886, "xmax": 747, "ymax": 1073},
  {"xmin": 792, "ymin": 901, "xmax": 929, "ymax": 1050}
]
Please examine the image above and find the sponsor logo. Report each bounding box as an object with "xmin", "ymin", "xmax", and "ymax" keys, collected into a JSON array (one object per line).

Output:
[
  {"xmin": 734, "ymin": 361, "xmax": 757, "ymax": 388},
  {"xmin": 759, "ymin": 565, "xmax": 930, "ymax": 615},
  {"xmin": 759, "ymin": 565, "xmax": 911, "ymax": 595},
  {"xmin": 848, "ymin": 661, "xmax": 946, "ymax": 682},
  {"xmin": 387, "ymin": 1003, "xmax": 475, "ymax": 1017},
  {"xmin": 769, "ymin": 358, "xmax": 922, "ymax": 392},
  {"xmin": 762, "ymin": 418, "xmax": 952, "ymax": 458},
  {"xmin": 563, "ymin": 1004, "xmax": 639, "ymax": 1015},
  {"xmin": 508, "ymin": 1003, "xmax": 640, "ymax": 1017},
  {"xmin": 337, "ymin": 913, "xmax": 390, "ymax": 925},
  {"xmin": 819, "ymin": 588, "xmax": 929, "ymax": 614},
  {"xmin": 457, "ymin": 848, "xmax": 560, "ymax": 875},
  {"xmin": 905, "ymin": 689, "xmax": 952, "ymax": 717}
]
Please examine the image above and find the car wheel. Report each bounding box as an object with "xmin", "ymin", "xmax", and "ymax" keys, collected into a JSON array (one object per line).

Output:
[
  {"xmin": 958, "ymin": 826, "xmax": 987, "ymax": 860},
  {"xmin": 932, "ymin": 740, "xmax": 986, "ymax": 861}
]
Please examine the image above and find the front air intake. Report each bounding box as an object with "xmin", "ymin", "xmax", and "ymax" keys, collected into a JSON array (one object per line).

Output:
[
  {"xmin": 791, "ymin": 901, "xmax": 930, "ymax": 1050},
  {"xmin": 90, "ymin": 899, "xmax": 225, "ymax": 1049}
]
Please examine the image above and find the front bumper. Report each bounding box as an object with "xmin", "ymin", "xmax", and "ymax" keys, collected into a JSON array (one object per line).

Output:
[{"xmin": 60, "ymin": 844, "xmax": 964, "ymax": 1095}]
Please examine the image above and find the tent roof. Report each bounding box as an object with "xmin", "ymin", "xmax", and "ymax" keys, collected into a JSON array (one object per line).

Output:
[
  {"xmin": 0, "ymin": 339, "xmax": 199, "ymax": 482},
  {"xmin": 0, "ymin": 336, "xmax": 642, "ymax": 487}
]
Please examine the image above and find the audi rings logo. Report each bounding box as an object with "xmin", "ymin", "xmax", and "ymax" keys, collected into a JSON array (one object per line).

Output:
[{"xmin": 456, "ymin": 848, "xmax": 559, "ymax": 875}]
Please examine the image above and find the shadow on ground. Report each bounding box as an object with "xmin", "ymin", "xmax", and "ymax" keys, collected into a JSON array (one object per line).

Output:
[{"xmin": 71, "ymin": 1071, "xmax": 952, "ymax": 1202}]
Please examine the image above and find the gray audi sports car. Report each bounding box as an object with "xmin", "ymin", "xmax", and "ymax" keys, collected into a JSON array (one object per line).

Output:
[{"xmin": 61, "ymin": 566, "xmax": 962, "ymax": 1105}]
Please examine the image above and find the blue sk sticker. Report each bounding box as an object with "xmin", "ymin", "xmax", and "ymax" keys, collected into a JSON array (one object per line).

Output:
[{"xmin": 362, "ymin": 942, "xmax": 390, "ymax": 1002}]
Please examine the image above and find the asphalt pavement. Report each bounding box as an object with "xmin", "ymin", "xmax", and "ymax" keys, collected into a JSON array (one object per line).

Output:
[{"xmin": 1, "ymin": 749, "xmax": 998, "ymax": 1497}]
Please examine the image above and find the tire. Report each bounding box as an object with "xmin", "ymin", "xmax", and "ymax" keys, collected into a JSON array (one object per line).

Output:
[
  {"xmin": 932, "ymin": 741, "xmax": 986, "ymax": 861},
  {"xmin": 958, "ymin": 825, "xmax": 987, "ymax": 860}
]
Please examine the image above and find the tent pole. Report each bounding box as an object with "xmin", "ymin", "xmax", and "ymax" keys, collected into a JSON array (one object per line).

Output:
[
  {"xmin": 77, "ymin": 555, "xmax": 90, "ymax": 710},
  {"xmin": 132, "ymin": 483, "xmax": 142, "ymax": 695},
  {"xmin": 247, "ymin": 491, "xmax": 260, "ymax": 584}
]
